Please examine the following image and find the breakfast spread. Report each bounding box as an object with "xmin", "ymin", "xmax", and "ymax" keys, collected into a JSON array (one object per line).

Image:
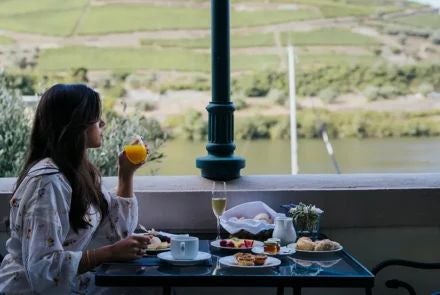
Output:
[
  {"xmin": 295, "ymin": 237, "xmax": 341, "ymax": 252},
  {"xmin": 219, "ymin": 238, "xmax": 254, "ymax": 248},
  {"xmin": 234, "ymin": 252, "xmax": 268, "ymax": 266}
]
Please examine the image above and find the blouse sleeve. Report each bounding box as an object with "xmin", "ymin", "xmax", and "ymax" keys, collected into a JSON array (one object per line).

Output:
[
  {"xmin": 21, "ymin": 175, "xmax": 82, "ymax": 293},
  {"xmin": 92, "ymin": 188, "xmax": 139, "ymax": 245}
]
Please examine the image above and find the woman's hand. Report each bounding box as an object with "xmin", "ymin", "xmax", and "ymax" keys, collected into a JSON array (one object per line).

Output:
[
  {"xmin": 118, "ymin": 150, "xmax": 145, "ymax": 179},
  {"xmin": 117, "ymin": 137, "xmax": 148, "ymax": 197},
  {"xmin": 108, "ymin": 235, "xmax": 152, "ymax": 261}
]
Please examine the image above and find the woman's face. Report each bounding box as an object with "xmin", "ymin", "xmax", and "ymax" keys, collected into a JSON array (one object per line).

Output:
[{"xmin": 86, "ymin": 119, "xmax": 105, "ymax": 148}]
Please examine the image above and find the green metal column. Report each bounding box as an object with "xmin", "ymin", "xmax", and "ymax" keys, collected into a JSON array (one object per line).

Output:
[{"xmin": 196, "ymin": 0, "xmax": 245, "ymax": 181}]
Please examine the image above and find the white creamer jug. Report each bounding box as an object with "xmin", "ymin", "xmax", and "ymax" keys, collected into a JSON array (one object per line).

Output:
[{"xmin": 272, "ymin": 216, "xmax": 297, "ymax": 246}]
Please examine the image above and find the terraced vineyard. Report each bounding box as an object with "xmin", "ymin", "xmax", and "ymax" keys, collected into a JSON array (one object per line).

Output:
[{"xmin": 0, "ymin": 0, "xmax": 439, "ymax": 129}]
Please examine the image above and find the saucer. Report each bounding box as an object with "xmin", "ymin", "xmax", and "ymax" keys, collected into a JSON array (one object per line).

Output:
[
  {"xmin": 252, "ymin": 246, "xmax": 295, "ymax": 257},
  {"xmin": 157, "ymin": 251, "xmax": 211, "ymax": 266}
]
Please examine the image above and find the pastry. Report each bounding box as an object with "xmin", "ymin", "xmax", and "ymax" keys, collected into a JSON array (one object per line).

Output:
[
  {"xmin": 253, "ymin": 255, "xmax": 267, "ymax": 266},
  {"xmin": 234, "ymin": 253, "xmax": 255, "ymax": 266},
  {"xmin": 296, "ymin": 237, "xmax": 315, "ymax": 251},
  {"xmin": 314, "ymin": 239, "xmax": 341, "ymax": 251},
  {"xmin": 147, "ymin": 236, "xmax": 162, "ymax": 250}
]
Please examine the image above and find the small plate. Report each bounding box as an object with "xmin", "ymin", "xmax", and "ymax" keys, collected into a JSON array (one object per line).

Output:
[
  {"xmin": 219, "ymin": 255, "xmax": 281, "ymax": 268},
  {"xmin": 145, "ymin": 247, "xmax": 170, "ymax": 255},
  {"xmin": 251, "ymin": 246, "xmax": 295, "ymax": 257},
  {"xmin": 292, "ymin": 257, "xmax": 342, "ymax": 269},
  {"xmin": 287, "ymin": 243, "xmax": 343, "ymax": 254},
  {"xmin": 157, "ymin": 251, "xmax": 211, "ymax": 266},
  {"xmin": 210, "ymin": 240, "xmax": 264, "ymax": 251}
]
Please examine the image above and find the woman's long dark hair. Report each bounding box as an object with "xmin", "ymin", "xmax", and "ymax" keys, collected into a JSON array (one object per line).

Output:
[{"xmin": 15, "ymin": 84, "xmax": 108, "ymax": 232}]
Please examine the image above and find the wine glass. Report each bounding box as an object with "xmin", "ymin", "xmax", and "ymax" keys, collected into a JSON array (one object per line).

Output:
[{"xmin": 211, "ymin": 181, "xmax": 227, "ymax": 240}]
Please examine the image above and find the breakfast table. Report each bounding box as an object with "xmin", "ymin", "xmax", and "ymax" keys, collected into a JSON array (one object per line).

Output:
[{"xmin": 95, "ymin": 239, "xmax": 374, "ymax": 295}]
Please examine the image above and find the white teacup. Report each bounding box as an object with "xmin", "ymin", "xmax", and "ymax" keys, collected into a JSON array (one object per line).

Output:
[{"xmin": 170, "ymin": 236, "xmax": 199, "ymax": 260}]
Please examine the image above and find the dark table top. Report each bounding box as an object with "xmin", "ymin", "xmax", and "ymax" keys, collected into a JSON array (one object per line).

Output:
[{"xmin": 95, "ymin": 240, "xmax": 374, "ymax": 288}]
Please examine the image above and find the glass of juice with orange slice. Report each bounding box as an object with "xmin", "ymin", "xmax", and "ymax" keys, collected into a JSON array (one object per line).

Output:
[{"xmin": 123, "ymin": 135, "xmax": 148, "ymax": 164}]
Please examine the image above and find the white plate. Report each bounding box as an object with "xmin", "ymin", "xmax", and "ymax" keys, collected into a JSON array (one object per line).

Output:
[
  {"xmin": 287, "ymin": 243, "xmax": 343, "ymax": 254},
  {"xmin": 251, "ymin": 246, "xmax": 295, "ymax": 257},
  {"xmin": 219, "ymin": 255, "xmax": 281, "ymax": 268},
  {"xmin": 210, "ymin": 239, "xmax": 264, "ymax": 250},
  {"xmin": 157, "ymin": 251, "xmax": 211, "ymax": 266}
]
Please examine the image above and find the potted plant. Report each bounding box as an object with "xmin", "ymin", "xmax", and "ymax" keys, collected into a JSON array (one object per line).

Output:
[{"xmin": 286, "ymin": 203, "xmax": 323, "ymax": 238}]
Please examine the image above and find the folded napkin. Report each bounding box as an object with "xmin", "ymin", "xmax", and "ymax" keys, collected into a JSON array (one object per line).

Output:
[
  {"xmin": 220, "ymin": 201, "xmax": 284, "ymax": 235},
  {"xmin": 135, "ymin": 225, "xmax": 189, "ymax": 238}
]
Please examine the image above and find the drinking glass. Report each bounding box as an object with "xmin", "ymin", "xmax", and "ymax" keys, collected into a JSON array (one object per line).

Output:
[
  {"xmin": 211, "ymin": 181, "xmax": 227, "ymax": 240},
  {"xmin": 123, "ymin": 135, "xmax": 148, "ymax": 164}
]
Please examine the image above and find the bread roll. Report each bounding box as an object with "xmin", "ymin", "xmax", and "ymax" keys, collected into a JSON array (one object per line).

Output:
[
  {"xmin": 314, "ymin": 239, "xmax": 341, "ymax": 251},
  {"xmin": 296, "ymin": 237, "xmax": 315, "ymax": 251},
  {"xmin": 253, "ymin": 212, "xmax": 272, "ymax": 224}
]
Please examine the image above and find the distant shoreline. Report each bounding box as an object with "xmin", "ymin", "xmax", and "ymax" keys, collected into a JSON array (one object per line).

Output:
[{"xmin": 409, "ymin": 0, "xmax": 440, "ymax": 8}]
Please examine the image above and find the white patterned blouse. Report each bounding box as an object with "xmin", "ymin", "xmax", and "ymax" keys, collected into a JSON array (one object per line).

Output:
[{"xmin": 0, "ymin": 158, "xmax": 138, "ymax": 294}]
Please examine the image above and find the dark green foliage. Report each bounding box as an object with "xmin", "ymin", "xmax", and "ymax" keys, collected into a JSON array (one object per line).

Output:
[
  {"xmin": 235, "ymin": 63, "xmax": 440, "ymax": 100},
  {"xmin": 0, "ymin": 72, "xmax": 31, "ymax": 176},
  {"xmin": 234, "ymin": 70, "xmax": 287, "ymax": 97},
  {"xmin": 3, "ymin": 72, "xmax": 37, "ymax": 95}
]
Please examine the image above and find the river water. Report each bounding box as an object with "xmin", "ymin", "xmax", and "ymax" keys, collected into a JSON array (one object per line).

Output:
[{"xmin": 143, "ymin": 137, "xmax": 440, "ymax": 175}]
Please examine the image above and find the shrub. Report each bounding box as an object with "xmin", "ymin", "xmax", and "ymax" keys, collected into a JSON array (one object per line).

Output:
[
  {"xmin": 319, "ymin": 88, "xmax": 338, "ymax": 104},
  {"xmin": 135, "ymin": 100, "xmax": 157, "ymax": 112},
  {"xmin": 3, "ymin": 72, "xmax": 37, "ymax": 95},
  {"xmin": 270, "ymin": 117, "xmax": 290, "ymax": 140},
  {"xmin": 0, "ymin": 72, "xmax": 31, "ymax": 176},
  {"xmin": 169, "ymin": 110, "xmax": 207, "ymax": 140},
  {"xmin": 235, "ymin": 116, "xmax": 278, "ymax": 140},
  {"xmin": 432, "ymin": 30, "xmax": 440, "ymax": 45},
  {"xmin": 363, "ymin": 85, "xmax": 380, "ymax": 101},
  {"xmin": 234, "ymin": 97, "xmax": 248, "ymax": 110},
  {"xmin": 391, "ymin": 47, "xmax": 402, "ymax": 54},
  {"xmin": 418, "ymin": 83, "xmax": 434, "ymax": 96},
  {"xmin": 379, "ymin": 85, "xmax": 399, "ymax": 99},
  {"xmin": 237, "ymin": 71, "xmax": 287, "ymax": 98}
]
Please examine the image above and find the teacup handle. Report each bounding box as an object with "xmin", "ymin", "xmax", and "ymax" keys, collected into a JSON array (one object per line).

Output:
[{"xmin": 180, "ymin": 242, "xmax": 185, "ymax": 253}]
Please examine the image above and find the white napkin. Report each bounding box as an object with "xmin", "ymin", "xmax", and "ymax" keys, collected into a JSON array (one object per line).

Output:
[
  {"xmin": 220, "ymin": 201, "xmax": 285, "ymax": 235},
  {"xmin": 136, "ymin": 225, "xmax": 189, "ymax": 237}
]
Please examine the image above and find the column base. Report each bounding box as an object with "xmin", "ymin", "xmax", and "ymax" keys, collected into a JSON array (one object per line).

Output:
[{"xmin": 196, "ymin": 154, "xmax": 245, "ymax": 181}]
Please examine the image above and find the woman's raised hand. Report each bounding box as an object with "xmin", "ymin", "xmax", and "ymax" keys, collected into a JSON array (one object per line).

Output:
[{"xmin": 119, "ymin": 136, "xmax": 148, "ymax": 179}]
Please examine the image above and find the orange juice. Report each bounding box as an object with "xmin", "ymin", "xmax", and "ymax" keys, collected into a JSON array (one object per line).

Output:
[{"xmin": 124, "ymin": 144, "xmax": 148, "ymax": 164}]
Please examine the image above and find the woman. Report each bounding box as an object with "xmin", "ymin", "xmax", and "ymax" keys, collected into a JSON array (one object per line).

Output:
[{"xmin": 0, "ymin": 84, "xmax": 150, "ymax": 294}]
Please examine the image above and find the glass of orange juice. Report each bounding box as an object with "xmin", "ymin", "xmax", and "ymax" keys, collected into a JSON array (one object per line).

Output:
[{"xmin": 123, "ymin": 135, "xmax": 148, "ymax": 164}]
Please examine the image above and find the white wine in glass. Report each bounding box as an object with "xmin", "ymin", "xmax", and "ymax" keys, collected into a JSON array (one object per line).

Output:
[
  {"xmin": 212, "ymin": 198, "xmax": 226, "ymax": 218},
  {"xmin": 211, "ymin": 182, "xmax": 227, "ymax": 240}
]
